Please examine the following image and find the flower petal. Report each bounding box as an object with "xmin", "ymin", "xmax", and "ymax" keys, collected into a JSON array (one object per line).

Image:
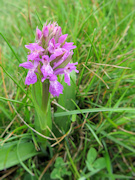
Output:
[
  {"xmin": 27, "ymin": 52, "xmax": 39, "ymax": 61},
  {"xmin": 33, "ymin": 60, "xmax": 39, "ymax": 68},
  {"xmin": 54, "ymin": 48, "xmax": 64, "ymax": 56},
  {"xmin": 25, "ymin": 71, "xmax": 37, "ymax": 85},
  {"xmin": 41, "ymin": 64, "xmax": 53, "ymax": 80},
  {"xmin": 42, "ymin": 55, "xmax": 50, "ymax": 62},
  {"xmin": 50, "ymin": 54, "xmax": 56, "ymax": 62},
  {"xmin": 65, "ymin": 62, "xmax": 79, "ymax": 73},
  {"xmin": 48, "ymin": 38, "xmax": 56, "ymax": 53},
  {"xmin": 54, "ymin": 68, "xmax": 64, "ymax": 75},
  {"xmin": 62, "ymin": 42, "xmax": 76, "ymax": 51},
  {"xmin": 49, "ymin": 80, "xmax": 63, "ymax": 97},
  {"xmin": 19, "ymin": 61, "xmax": 34, "ymax": 69},
  {"xmin": 58, "ymin": 34, "xmax": 68, "ymax": 44},
  {"xmin": 53, "ymin": 51, "xmax": 71, "ymax": 69},
  {"xmin": 25, "ymin": 43, "xmax": 36, "ymax": 51},
  {"xmin": 25, "ymin": 43, "xmax": 45, "ymax": 52},
  {"xmin": 64, "ymin": 72, "xmax": 70, "ymax": 86},
  {"xmin": 36, "ymin": 27, "xmax": 42, "ymax": 40},
  {"xmin": 49, "ymin": 74, "xmax": 57, "ymax": 81},
  {"xmin": 43, "ymin": 26, "xmax": 49, "ymax": 37}
]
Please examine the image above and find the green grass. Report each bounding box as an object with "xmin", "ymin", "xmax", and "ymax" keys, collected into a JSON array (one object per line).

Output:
[{"xmin": 0, "ymin": 0, "xmax": 135, "ymax": 179}]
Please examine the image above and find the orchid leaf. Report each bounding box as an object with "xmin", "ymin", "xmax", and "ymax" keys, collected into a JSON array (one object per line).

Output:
[
  {"xmin": 0, "ymin": 140, "xmax": 40, "ymax": 171},
  {"xmin": 54, "ymin": 70, "xmax": 76, "ymax": 134}
]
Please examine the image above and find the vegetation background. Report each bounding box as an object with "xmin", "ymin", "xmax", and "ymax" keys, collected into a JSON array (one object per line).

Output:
[{"xmin": 0, "ymin": 0, "xmax": 135, "ymax": 179}]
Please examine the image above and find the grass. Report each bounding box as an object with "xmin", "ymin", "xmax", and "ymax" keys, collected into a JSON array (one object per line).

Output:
[{"xmin": 0, "ymin": 0, "xmax": 135, "ymax": 179}]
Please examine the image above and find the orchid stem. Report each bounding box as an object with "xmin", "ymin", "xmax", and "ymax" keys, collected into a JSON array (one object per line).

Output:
[
  {"xmin": 42, "ymin": 81, "xmax": 49, "ymax": 113},
  {"xmin": 32, "ymin": 81, "xmax": 52, "ymax": 150}
]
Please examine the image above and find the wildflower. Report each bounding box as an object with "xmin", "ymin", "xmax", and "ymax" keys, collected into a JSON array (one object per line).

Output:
[
  {"xmin": 49, "ymin": 80, "xmax": 64, "ymax": 97},
  {"xmin": 25, "ymin": 43, "xmax": 44, "ymax": 61},
  {"xmin": 19, "ymin": 22, "xmax": 78, "ymax": 97},
  {"xmin": 41, "ymin": 55, "xmax": 53, "ymax": 82},
  {"xmin": 19, "ymin": 61, "xmax": 39, "ymax": 85}
]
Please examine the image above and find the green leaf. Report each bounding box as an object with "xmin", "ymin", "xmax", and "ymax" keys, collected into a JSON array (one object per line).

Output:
[
  {"xmin": 0, "ymin": 96, "xmax": 33, "ymax": 107},
  {"xmin": 0, "ymin": 140, "xmax": 40, "ymax": 171},
  {"xmin": 54, "ymin": 71, "xmax": 77, "ymax": 134},
  {"xmin": 87, "ymin": 147, "xmax": 97, "ymax": 164},
  {"xmin": 51, "ymin": 157, "xmax": 71, "ymax": 179},
  {"xmin": 51, "ymin": 169, "xmax": 62, "ymax": 179},
  {"xmin": 79, "ymin": 177, "xmax": 86, "ymax": 180},
  {"xmin": 23, "ymin": 174, "xmax": 37, "ymax": 180},
  {"xmin": 86, "ymin": 161, "xmax": 95, "ymax": 171},
  {"xmin": 93, "ymin": 157, "xmax": 106, "ymax": 169},
  {"xmin": 86, "ymin": 123, "xmax": 102, "ymax": 147},
  {"xmin": 86, "ymin": 147, "xmax": 97, "ymax": 171},
  {"xmin": 31, "ymin": 81, "xmax": 52, "ymax": 133},
  {"xmin": 71, "ymin": 114, "xmax": 76, "ymax": 122},
  {"xmin": 54, "ymin": 107, "xmax": 135, "ymax": 117},
  {"xmin": 54, "ymin": 157, "xmax": 65, "ymax": 167}
]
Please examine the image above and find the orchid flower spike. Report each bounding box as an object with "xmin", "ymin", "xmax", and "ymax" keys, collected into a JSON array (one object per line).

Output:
[{"xmin": 19, "ymin": 22, "xmax": 79, "ymax": 97}]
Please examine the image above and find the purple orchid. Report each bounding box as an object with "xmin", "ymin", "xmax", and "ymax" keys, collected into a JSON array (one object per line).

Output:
[
  {"xmin": 41, "ymin": 55, "xmax": 54, "ymax": 82},
  {"xmin": 54, "ymin": 62, "xmax": 79, "ymax": 86},
  {"xmin": 19, "ymin": 22, "xmax": 78, "ymax": 97},
  {"xmin": 48, "ymin": 38, "xmax": 60, "ymax": 54},
  {"xmin": 25, "ymin": 43, "xmax": 44, "ymax": 61},
  {"xmin": 64, "ymin": 62, "xmax": 79, "ymax": 86},
  {"xmin": 19, "ymin": 61, "xmax": 39, "ymax": 85},
  {"xmin": 49, "ymin": 80, "xmax": 63, "ymax": 97}
]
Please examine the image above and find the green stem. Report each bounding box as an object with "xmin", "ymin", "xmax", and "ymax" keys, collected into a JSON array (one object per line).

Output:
[
  {"xmin": 42, "ymin": 81, "xmax": 49, "ymax": 113},
  {"xmin": 31, "ymin": 81, "xmax": 52, "ymax": 150}
]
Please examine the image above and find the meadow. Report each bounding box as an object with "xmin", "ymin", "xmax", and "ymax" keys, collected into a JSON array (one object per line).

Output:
[{"xmin": 0, "ymin": 0, "xmax": 135, "ymax": 179}]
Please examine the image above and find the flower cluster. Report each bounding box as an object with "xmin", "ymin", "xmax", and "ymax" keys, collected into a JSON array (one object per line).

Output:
[{"xmin": 19, "ymin": 22, "xmax": 78, "ymax": 97}]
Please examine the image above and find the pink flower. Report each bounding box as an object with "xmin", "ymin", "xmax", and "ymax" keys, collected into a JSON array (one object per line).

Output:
[
  {"xmin": 25, "ymin": 43, "xmax": 44, "ymax": 61},
  {"xmin": 19, "ymin": 22, "xmax": 78, "ymax": 97},
  {"xmin": 19, "ymin": 61, "xmax": 39, "ymax": 85},
  {"xmin": 41, "ymin": 55, "xmax": 54, "ymax": 82},
  {"xmin": 62, "ymin": 42, "xmax": 76, "ymax": 51},
  {"xmin": 49, "ymin": 80, "xmax": 63, "ymax": 97},
  {"xmin": 48, "ymin": 38, "xmax": 60, "ymax": 54},
  {"xmin": 54, "ymin": 62, "xmax": 79, "ymax": 86}
]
